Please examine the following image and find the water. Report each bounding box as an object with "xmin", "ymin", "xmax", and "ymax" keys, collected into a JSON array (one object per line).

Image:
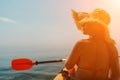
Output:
[
  {"xmin": 0, "ymin": 63, "xmax": 64, "ymax": 80},
  {"xmin": 0, "ymin": 47, "xmax": 70, "ymax": 80}
]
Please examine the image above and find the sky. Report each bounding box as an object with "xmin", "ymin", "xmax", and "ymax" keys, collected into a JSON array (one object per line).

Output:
[{"xmin": 0, "ymin": 0, "xmax": 120, "ymax": 55}]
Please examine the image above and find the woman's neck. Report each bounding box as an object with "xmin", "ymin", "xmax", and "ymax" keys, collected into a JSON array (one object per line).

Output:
[{"xmin": 89, "ymin": 36, "xmax": 105, "ymax": 42}]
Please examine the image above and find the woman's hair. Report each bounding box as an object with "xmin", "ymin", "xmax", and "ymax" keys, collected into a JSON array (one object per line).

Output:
[{"xmin": 91, "ymin": 8, "xmax": 115, "ymax": 44}]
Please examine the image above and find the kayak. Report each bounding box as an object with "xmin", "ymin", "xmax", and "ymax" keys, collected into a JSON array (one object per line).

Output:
[{"xmin": 54, "ymin": 72, "xmax": 66, "ymax": 80}]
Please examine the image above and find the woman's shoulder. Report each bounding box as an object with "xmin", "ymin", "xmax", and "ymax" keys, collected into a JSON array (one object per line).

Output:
[
  {"xmin": 75, "ymin": 39, "xmax": 90, "ymax": 47},
  {"xmin": 77, "ymin": 39, "xmax": 90, "ymax": 44}
]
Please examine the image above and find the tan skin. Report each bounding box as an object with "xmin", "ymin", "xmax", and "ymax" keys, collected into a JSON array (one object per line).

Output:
[{"xmin": 64, "ymin": 22, "xmax": 118, "ymax": 80}]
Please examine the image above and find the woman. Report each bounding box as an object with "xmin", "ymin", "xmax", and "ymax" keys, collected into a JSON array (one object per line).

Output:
[{"xmin": 64, "ymin": 8, "xmax": 119, "ymax": 80}]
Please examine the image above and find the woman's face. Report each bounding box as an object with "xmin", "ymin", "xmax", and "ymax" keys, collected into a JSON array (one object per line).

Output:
[{"xmin": 82, "ymin": 22, "xmax": 104, "ymax": 37}]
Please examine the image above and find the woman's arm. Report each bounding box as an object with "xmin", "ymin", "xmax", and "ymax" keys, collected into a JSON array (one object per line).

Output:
[{"xmin": 65, "ymin": 42, "xmax": 81, "ymax": 70}]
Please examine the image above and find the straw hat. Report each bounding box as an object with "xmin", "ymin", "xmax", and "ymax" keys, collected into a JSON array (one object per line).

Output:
[
  {"xmin": 91, "ymin": 8, "xmax": 111, "ymax": 25},
  {"xmin": 71, "ymin": 9, "xmax": 90, "ymax": 30},
  {"xmin": 72, "ymin": 8, "xmax": 111, "ymax": 31}
]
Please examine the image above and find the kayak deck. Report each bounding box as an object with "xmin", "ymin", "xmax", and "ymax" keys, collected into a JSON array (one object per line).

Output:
[{"xmin": 54, "ymin": 73, "xmax": 66, "ymax": 80}]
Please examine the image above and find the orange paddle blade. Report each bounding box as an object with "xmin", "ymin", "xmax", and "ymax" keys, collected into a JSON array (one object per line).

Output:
[{"xmin": 11, "ymin": 58, "xmax": 34, "ymax": 70}]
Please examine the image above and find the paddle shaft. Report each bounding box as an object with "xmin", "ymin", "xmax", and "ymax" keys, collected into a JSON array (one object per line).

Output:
[{"xmin": 35, "ymin": 59, "xmax": 66, "ymax": 65}]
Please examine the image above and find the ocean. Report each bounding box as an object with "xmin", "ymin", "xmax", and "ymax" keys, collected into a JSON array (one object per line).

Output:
[
  {"xmin": 0, "ymin": 47, "xmax": 70, "ymax": 80},
  {"xmin": 0, "ymin": 47, "xmax": 120, "ymax": 80}
]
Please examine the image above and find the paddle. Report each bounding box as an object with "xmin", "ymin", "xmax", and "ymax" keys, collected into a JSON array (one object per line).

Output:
[
  {"xmin": 11, "ymin": 58, "xmax": 66, "ymax": 71},
  {"xmin": 12, "ymin": 56, "xmax": 120, "ymax": 71}
]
